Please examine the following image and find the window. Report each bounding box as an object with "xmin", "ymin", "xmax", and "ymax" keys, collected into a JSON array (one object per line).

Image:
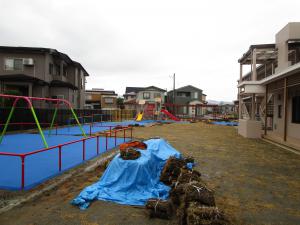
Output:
[
  {"xmin": 194, "ymin": 92, "xmax": 198, "ymax": 99},
  {"xmin": 278, "ymin": 105, "xmax": 282, "ymax": 118},
  {"xmin": 292, "ymin": 96, "xmax": 300, "ymax": 123},
  {"xmin": 177, "ymin": 92, "xmax": 191, "ymax": 97},
  {"xmin": 4, "ymin": 58, "xmax": 23, "ymax": 71},
  {"xmin": 154, "ymin": 92, "xmax": 161, "ymax": 98},
  {"xmin": 49, "ymin": 63, "xmax": 53, "ymax": 75},
  {"xmin": 62, "ymin": 65, "xmax": 67, "ymax": 76},
  {"xmin": 55, "ymin": 64, "xmax": 60, "ymax": 75},
  {"xmin": 104, "ymin": 97, "xmax": 114, "ymax": 104},
  {"xmin": 183, "ymin": 106, "xmax": 187, "ymax": 114},
  {"xmin": 80, "ymin": 77, "xmax": 85, "ymax": 89},
  {"xmin": 143, "ymin": 92, "xmax": 150, "ymax": 99}
]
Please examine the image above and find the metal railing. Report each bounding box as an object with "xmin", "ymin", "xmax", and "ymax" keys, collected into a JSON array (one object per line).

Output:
[{"xmin": 0, "ymin": 126, "xmax": 133, "ymax": 190}]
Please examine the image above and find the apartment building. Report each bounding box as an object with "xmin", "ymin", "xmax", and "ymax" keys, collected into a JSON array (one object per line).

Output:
[
  {"xmin": 85, "ymin": 89, "xmax": 118, "ymax": 110},
  {"xmin": 0, "ymin": 46, "xmax": 89, "ymax": 108},
  {"xmin": 237, "ymin": 23, "xmax": 300, "ymax": 149}
]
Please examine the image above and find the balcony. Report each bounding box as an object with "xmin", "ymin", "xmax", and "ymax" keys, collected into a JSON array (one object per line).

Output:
[{"xmin": 238, "ymin": 81, "xmax": 265, "ymax": 95}]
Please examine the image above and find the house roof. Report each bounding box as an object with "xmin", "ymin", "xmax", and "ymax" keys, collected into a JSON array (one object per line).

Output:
[
  {"xmin": 0, "ymin": 46, "xmax": 89, "ymax": 76},
  {"xmin": 168, "ymin": 85, "xmax": 203, "ymax": 93},
  {"xmin": 125, "ymin": 86, "xmax": 166, "ymax": 93}
]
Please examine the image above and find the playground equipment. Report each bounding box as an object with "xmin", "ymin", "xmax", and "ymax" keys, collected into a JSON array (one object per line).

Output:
[
  {"xmin": 0, "ymin": 94, "xmax": 86, "ymax": 148},
  {"xmin": 136, "ymin": 112, "xmax": 143, "ymax": 121},
  {"xmin": 160, "ymin": 109, "xmax": 180, "ymax": 121},
  {"xmin": 163, "ymin": 103, "xmax": 219, "ymax": 120}
]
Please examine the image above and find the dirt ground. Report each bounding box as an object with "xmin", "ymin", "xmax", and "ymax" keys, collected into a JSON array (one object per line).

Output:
[{"xmin": 0, "ymin": 122, "xmax": 300, "ymax": 225}]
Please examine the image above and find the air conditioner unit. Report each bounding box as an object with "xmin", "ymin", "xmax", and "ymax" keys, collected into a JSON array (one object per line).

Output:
[{"xmin": 23, "ymin": 58, "xmax": 34, "ymax": 66}]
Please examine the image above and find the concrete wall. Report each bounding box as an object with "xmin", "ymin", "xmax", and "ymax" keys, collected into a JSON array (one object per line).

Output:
[{"xmin": 276, "ymin": 22, "xmax": 300, "ymax": 72}]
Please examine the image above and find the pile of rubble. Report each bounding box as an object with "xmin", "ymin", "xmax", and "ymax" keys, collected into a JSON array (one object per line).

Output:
[{"xmin": 146, "ymin": 157, "xmax": 228, "ymax": 225}]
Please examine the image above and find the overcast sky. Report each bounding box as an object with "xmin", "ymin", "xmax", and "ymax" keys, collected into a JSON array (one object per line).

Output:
[{"xmin": 1, "ymin": 0, "xmax": 300, "ymax": 101}]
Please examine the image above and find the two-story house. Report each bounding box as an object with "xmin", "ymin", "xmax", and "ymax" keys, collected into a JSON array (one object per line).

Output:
[
  {"xmin": 123, "ymin": 86, "xmax": 166, "ymax": 117},
  {"xmin": 85, "ymin": 88, "xmax": 118, "ymax": 110},
  {"xmin": 0, "ymin": 46, "xmax": 89, "ymax": 108},
  {"xmin": 237, "ymin": 22, "xmax": 300, "ymax": 149},
  {"xmin": 167, "ymin": 85, "xmax": 207, "ymax": 117}
]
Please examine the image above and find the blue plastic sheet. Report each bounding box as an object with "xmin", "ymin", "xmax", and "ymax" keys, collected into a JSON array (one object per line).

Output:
[
  {"xmin": 71, "ymin": 138, "xmax": 181, "ymax": 209},
  {"xmin": 211, "ymin": 121, "xmax": 239, "ymax": 126}
]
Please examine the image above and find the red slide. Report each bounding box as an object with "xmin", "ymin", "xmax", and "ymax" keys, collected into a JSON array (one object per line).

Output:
[{"xmin": 161, "ymin": 109, "xmax": 180, "ymax": 121}]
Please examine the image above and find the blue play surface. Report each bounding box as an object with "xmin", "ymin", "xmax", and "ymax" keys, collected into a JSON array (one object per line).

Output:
[
  {"xmin": 0, "ymin": 120, "xmax": 185, "ymax": 190},
  {"xmin": 211, "ymin": 121, "xmax": 239, "ymax": 126},
  {"xmin": 0, "ymin": 132, "xmax": 130, "ymax": 190},
  {"xmin": 44, "ymin": 120, "xmax": 157, "ymax": 136}
]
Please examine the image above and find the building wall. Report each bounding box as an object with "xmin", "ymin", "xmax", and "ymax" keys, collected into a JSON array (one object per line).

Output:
[
  {"xmin": 168, "ymin": 87, "xmax": 203, "ymax": 105},
  {"xmin": 272, "ymin": 85, "xmax": 300, "ymax": 140},
  {"xmin": 276, "ymin": 22, "xmax": 300, "ymax": 72},
  {"xmin": 136, "ymin": 90, "xmax": 165, "ymax": 103},
  {"xmin": 101, "ymin": 96, "xmax": 117, "ymax": 109},
  {"xmin": 0, "ymin": 52, "xmax": 46, "ymax": 80}
]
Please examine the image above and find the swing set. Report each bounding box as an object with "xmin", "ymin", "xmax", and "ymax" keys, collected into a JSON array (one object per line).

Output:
[{"xmin": 0, "ymin": 94, "xmax": 86, "ymax": 148}]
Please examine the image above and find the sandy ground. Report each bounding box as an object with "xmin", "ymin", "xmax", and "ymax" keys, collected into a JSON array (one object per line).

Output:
[{"xmin": 0, "ymin": 122, "xmax": 300, "ymax": 225}]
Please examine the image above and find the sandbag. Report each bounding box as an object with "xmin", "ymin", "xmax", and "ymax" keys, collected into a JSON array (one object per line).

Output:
[
  {"xmin": 186, "ymin": 202, "xmax": 227, "ymax": 225},
  {"xmin": 146, "ymin": 198, "xmax": 173, "ymax": 219},
  {"xmin": 119, "ymin": 148, "xmax": 141, "ymax": 160},
  {"xmin": 184, "ymin": 182, "xmax": 215, "ymax": 207},
  {"xmin": 160, "ymin": 157, "xmax": 186, "ymax": 185},
  {"xmin": 177, "ymin": 168, "xmax": 202, "ymax": 184}
]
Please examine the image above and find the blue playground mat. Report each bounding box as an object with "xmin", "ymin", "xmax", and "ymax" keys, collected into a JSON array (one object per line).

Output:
[
  {"xmin": 0, "ymin": 133, "xmax": 130, "ymax": 190},
  {"xmin": 211, "ymin": 121, "xmax": 239, "ymax": 126}
]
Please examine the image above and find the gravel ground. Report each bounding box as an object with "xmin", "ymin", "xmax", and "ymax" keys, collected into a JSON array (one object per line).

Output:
[{"xmin": 0, "ymin": 122, "xmax": 299, "ymax": 225}]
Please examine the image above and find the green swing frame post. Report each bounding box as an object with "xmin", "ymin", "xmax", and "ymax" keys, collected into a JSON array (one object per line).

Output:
[
  {"xmin": 0, "ymin": 97, "xmax": 49, "ymax": 148},
  {"xmin": 48, "ymin": 105, "xmax": 58, "ymax": 136}
]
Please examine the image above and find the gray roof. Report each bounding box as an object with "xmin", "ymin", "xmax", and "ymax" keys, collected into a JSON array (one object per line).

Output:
[
  {"xmin": 125, "ymin": 86, "xmax": 166, "ymax": 93},
  {"xmin": 168, "ymin": 85, "xmax": 203, "ymax": 93}
]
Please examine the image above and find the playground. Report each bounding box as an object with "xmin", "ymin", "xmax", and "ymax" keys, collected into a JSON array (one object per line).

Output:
[
  {"xmin": 0, "ymin": 94, "xmax": 189, "ymax": 191},
  {"xmin": 0, "ymin": 122, "xmax": 299, "ymax": 225},
  {"xmin": 0, "ymin": 95, "xmax": 137, "ymax": 190}
]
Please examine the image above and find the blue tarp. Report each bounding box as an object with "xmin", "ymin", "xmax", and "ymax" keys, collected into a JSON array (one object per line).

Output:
[
  {"xmin": 212, "ymin": 121, "xmax": 239, "ymax": 126},
  {"xmin": 71, "ymin": 138, "xmax": 181, "ymax": 209}
]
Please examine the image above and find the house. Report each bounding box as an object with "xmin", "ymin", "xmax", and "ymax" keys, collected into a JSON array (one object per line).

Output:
[
  {"xmin": 85, "ymin": 88, "xmax": 118, "ymax": 110},
  {"xmin": 237, "ymin": 22, "xmax": 300, "ymax": 149},
  {"xmin": 123, "ymin": 86, "xmax": 166, "ymax": 117},
  {"xmin": 167, "ymin": 85, "xmax": 207, "ymax": 117},
  {"xmin": 0, "ymin": 46, "xmax": 89, "ymax": 108}
]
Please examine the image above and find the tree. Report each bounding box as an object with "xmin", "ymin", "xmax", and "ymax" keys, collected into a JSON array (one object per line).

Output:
[{"xmin": 117, "ymin": 97, "xmax": 124, "ymax": 109}]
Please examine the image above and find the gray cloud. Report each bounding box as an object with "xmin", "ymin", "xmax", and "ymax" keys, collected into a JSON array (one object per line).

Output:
[{"xmin": 1, "ymin": 0, "xmax": 300, "ymax": 100}]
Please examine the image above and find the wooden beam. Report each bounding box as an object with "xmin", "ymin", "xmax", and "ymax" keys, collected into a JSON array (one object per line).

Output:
[
  {"xmin": 264, "ymin": 85, "xmax": 268, "ymax": 135},
  {"xmin": 283, "ymin": 77, "xmax": 288, "ymax": 142}
]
